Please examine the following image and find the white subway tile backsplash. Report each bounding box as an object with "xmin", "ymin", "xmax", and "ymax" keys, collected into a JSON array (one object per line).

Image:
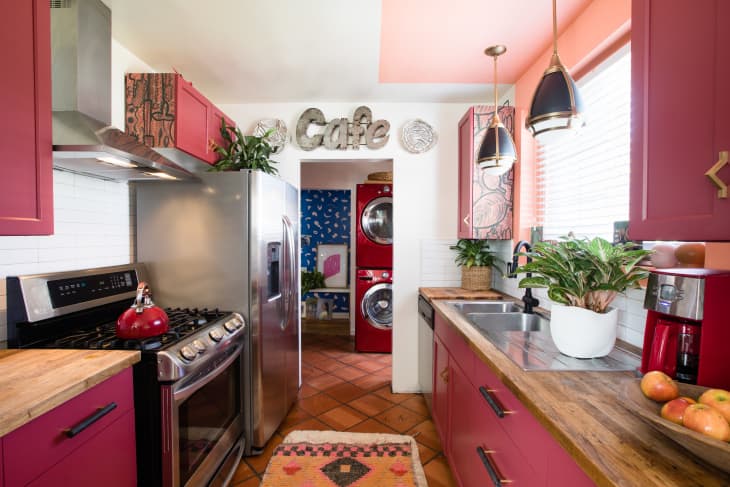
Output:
[
  {"xmin": 420, "ymin": 239, "xmax": 462, "ymax": 287},
  {"xmin": 0, "ymin": 171, "xmax": 133, "ymax": 342}
]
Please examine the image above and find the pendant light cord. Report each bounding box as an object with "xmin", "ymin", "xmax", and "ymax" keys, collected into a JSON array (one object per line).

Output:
[
  {"xmin": 552, "ymin": 0, "xmax": 558, "ymax": 55},
  {"xmin": 493, "ymin": 52, "xmax": 500, "ymax": 163}
]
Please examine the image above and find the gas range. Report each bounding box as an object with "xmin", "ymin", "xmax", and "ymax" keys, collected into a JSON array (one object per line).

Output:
[{"xmin": 6, "ymin": 264, "xmax": 247, "ymax": 486}]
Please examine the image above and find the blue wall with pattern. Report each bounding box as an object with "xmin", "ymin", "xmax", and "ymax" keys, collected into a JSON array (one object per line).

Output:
[{"xmin": 301, "ymin": 189, "xmax": 351, "ymax": 313}]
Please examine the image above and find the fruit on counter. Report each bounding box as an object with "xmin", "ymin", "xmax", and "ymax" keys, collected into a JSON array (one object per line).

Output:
[
  {"xmin": 682, "ymin": 404, "xmax": 730, "ymax": 441},
  {"xmin": 650, "ymin": 243, "xmax": 678, "ymax": 268},
  {"xmin": 660, "ymin": 396, "xmax": 697, "ymax": 424},
  {"xmin": 640, "ymin": 370, "xmax": 680, "ymax": 402},
  {"xmin": 674, "ymin": 242, "xmax": 705, "ymax": 268},
  {"xmin": 698, "ymin": 389, "xmax": 730, "ymax": 423}
]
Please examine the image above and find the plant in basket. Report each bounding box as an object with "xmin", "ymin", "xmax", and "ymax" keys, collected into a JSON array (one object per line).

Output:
[
  {"xmin": 513, "ymin": 236, "xmax": 651, "ymax": 358},
  {"xmin": 450, "ymin": 239, "xmax": 504, "ymax": 291}
]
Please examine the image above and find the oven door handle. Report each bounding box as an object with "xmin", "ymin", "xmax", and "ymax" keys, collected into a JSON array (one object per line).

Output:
[{"xmin": 172, "ymin": 342, "xmax": 242, "ymax": 404}]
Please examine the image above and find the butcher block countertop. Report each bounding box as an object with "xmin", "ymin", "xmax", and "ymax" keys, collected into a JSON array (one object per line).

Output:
[
  {"xmin": 0, "ymin": 349, "xmax": 140, "ymax": 437},
  {"xmin": 418, "ymin": 286, "xmax": 504, "ymax": 302},
  {"xmin": 430, "ymin": 296, "xmax": 730, "ymax": 486}
]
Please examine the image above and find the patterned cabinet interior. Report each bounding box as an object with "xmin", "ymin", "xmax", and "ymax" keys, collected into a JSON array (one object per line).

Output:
[{"xmin": 458, "ymin": 105, "xmax": 515, "ymax": 240}]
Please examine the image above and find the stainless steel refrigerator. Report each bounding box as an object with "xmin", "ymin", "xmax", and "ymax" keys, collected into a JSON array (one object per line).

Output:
[{"xmin": 136, "ymin": 170, "xmax": 299, "ymax": 454}]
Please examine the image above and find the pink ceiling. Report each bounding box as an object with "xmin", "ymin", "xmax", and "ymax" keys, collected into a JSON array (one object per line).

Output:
[{"xmin": 379, "ymin": 0, "xmax": 593, "ymax": 84}]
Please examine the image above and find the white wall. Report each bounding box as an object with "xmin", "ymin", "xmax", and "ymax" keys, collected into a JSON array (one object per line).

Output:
[
  {"xmin": 220, "ymin": 102, "xmax": 469, "ymax": 392},
  {"xmin": 0, "ymin": 40, "xmax": 153, "ymax": 343}
]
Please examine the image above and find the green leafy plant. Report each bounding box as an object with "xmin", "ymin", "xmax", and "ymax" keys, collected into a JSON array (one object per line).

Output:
[
  {"xmin": 514, "ymin": 236, "xmax": 651, "ymax": 314},
  {"xmin": 450, "ymin": 239, "xmax": 502, "ymax": 270},
  {"xmin": 209, "ymin": 118, "xmax": 279, "ymax": 175},
  {"xmin": 301, "ymin": 269, "xmax": 325, "ymax": 295}
]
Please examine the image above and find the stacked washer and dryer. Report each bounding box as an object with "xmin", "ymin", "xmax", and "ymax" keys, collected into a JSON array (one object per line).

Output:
[{"xmin": 354, "ymin": 183, "xmax": 393, "ymax": 352}]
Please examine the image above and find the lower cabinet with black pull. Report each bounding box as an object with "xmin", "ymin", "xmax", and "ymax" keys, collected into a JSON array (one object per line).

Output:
[
  {"xmin": 1, "ymin": 368, "xmax": 136, "ymax": 487},
  {"xmin": 433, "ymin": 312, "xmax": 594, "ymax": 487}
]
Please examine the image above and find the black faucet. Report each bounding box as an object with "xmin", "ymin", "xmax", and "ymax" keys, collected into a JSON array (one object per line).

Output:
[{"xmin": 510, "ymin": 240, "xmax": 540, "ymax": 314}]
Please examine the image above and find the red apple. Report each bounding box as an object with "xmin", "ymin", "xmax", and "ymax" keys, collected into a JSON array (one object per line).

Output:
[
  {"xmin": 660, "ymin": 396, "xmax": 697, "ymax": 424},
  {"xmin": 682, "ymin": 404, "xmax": 730, "ymax": 441},
  {"xmin": 698, "ymin": 389, "xmax": 730, "ymax": 423},
  {"xmin": 640, "ymin": 370, "xmax": 679, "ymax": 402}
]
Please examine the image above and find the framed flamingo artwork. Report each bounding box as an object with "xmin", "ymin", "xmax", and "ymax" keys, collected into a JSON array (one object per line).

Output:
[{"xmin": 316, "ymin": 244, "xmax": 348, "ymax": 288}]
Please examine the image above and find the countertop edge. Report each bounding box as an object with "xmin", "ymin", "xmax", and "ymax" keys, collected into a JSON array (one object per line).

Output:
[{"xmin": 0, "ymin": 350, "xmax": 141, "ymax": 437}]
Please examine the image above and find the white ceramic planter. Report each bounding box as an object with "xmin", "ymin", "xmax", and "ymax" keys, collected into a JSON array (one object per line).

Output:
[{"xmin": 549, "ymin": 304, "xmax": 618, "ymax": 358}]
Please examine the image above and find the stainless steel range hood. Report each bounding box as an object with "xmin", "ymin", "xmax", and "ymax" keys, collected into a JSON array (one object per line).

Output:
[{"xmin": 51, "ymin": 0, "xmax": 197, "ymax": 181}]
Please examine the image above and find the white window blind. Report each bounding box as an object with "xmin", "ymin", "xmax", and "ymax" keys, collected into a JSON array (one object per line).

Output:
[{"xmin": 536, "ymin": 45, "xmax": 631, "ymax": 241}]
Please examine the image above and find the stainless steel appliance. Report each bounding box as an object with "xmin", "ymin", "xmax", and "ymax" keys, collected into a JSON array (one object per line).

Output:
[
  {"xmin": 136, "ymin": 170, "xmax": 300, "ymax": 453},
  {"xmin": 6, "ymin": 264, "xmax": 245, "ymax": 487},
  {"xmin": 417, "ymin": 295, "xmax": 434, "ymax": 411}
]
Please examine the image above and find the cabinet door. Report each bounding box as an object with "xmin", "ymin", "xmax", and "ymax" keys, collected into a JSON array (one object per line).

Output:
[
  {"xmin": 207, "ymin": 105, "xmax": 235, "ymax": 164},
  {"xmin": 630, "ymin": 0, "xmax": 730, "ymax": 240},
  {"xmin": 458, "ymin": 108, "xmax": 475, "ymax": 238},
  {"xmin": 0, "ymin": 0, "xmax": 53, "ymax": 235},
  {"xmin": 176, "ymin": 76, "xmax": 211, "ymax": 163},
  {"xmin": 432, "ymin": 333, "xmax": 450, "ymax": 452}
]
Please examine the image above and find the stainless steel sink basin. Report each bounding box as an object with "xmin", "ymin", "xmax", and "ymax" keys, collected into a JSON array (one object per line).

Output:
[
  {"xmin": 446, "ymin": 300, "xmax": 521, "ymax": 314},
  {"xmin": 466, "ymin": 312, "xmax": 549, "ymax": 333}
]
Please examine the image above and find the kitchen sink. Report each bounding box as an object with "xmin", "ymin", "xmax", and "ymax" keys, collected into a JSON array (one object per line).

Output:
[
  {"xmin": 465, "ymin": 312, "xmax": 549, "ymax": 333},
  {"xmin": 445, "ymin": 300, "xmax": 521, "ymax": 314}
]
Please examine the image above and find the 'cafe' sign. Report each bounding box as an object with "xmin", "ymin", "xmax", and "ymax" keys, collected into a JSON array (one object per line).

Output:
[{"xmin": 295, "ymin": 106, "xmax": 390, "ymax": 151}]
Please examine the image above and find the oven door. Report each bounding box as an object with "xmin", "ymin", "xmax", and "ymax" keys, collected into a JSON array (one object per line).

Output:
[{"xmin": 161, "ymin": 344, "xmax": 244, "ymax": 487}]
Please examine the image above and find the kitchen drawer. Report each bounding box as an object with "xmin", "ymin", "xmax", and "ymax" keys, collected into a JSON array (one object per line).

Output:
[
  {"xmin": 435, "ymin": 312, "xmax": 474, "ymax": 377},
  {"xmin": 4, "ymin": 368, "xmax": 134, "ymax": 486}
]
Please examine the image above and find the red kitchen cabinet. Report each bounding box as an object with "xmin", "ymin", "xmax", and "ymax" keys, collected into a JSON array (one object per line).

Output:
[
  {"xmin": 3, "ymin": 368, "xmax": 136, "ymax": 487},
  {"xmin": 433, "ymin": 310, "xmax": 594, "ymax": 487},
  {"xmin": 630, "ymin": 0, "xmax": 730, "ymax": 240},
  {"xmin": 457, "ymin": 106, "xmax": 515, "ymax": 240},
  {"xmin": 126, "ymin": 73, "xmax": 235, "ymax": 166},
  {"xmin": 0, "ymin": 0, "xmax": 53, "ymax": 235}
]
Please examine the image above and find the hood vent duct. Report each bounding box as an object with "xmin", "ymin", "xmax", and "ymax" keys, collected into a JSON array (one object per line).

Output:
[{"xmin": 50, "ymin": 0, "xmax": 197, "ymax": 181}]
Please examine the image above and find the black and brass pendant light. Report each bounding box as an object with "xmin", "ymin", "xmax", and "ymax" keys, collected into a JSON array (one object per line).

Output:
[
  {"xmin": 477, "ymin": 45, "xmax": 517, "ymax": 176},
  {"xmin": 525, "ymin": 0, "xmax": 585, "ymax": 142}
]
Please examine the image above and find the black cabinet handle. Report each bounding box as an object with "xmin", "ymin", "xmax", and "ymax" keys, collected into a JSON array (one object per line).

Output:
[
  {"xmin": 479, "ymin": 386, "xmax": 507, "ymax": 418},
  {"xmin": 64, "ymin": 402, "xmax": 117, "ymax": 438},
  {"xmin": 477, "ymin": 446, "xmax": 510, "ymax": 486}
]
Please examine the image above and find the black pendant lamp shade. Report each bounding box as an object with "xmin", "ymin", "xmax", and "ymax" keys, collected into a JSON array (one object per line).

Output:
[
  {"xmin": 526, "ymin": 0, "xmax": 585, "ymax": 141},
  {"xmin": 477, "ymin": 45, "xmax": 517, "ymax": 176}
]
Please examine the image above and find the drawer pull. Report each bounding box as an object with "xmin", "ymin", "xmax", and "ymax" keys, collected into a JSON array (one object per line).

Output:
[
  {"xmin": 705, "ymin": 150, "xmax": 728, "ymax": 199},
  {"xmin": 64, "ymin": 402, "xmax": 117, "ymax": 438},
  {"xmin": 440, "ymin": 366, "xmax": 449, "ymax": 384},
  {"xmin": 479, "ymin": 386, "xmax": 513, "ymax": 418},
  {"xmin": 477, "ymin": 446, "xmax": 513, "ymax": 486}
]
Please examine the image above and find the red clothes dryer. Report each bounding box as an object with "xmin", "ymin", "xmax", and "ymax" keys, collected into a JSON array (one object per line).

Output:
[
  {"xmin": 356, "ymin": 184, "xmax": 393, "ymax": 269},
  {"xmin": 355, "ymin": 268, "xmax": 393, "ymax": 353}
]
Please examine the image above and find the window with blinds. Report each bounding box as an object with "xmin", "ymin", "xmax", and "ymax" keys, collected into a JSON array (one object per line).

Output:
[{"xmin": 536, "ymin": 45, "xmax": 631, "ymax": 241}]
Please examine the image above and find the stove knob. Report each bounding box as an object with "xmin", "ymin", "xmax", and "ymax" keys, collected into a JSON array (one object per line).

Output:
[
  {"xmin": 192, "ymin": 339, "xmax": 207, "ymax": 352},
  {"xmin": 224, "ymin": 320, "xmax": 238, "ymax": 333},
  {"xmin": 209, "ymin": 328, "xmax": 224, "ymax": 342},
  {"xmin": 233, "ymin": 318, "xmax": 244, "ymax": 329},
  {"xmin": 179, "ymin": 346, "xmax": 197, "ymax": 362}
]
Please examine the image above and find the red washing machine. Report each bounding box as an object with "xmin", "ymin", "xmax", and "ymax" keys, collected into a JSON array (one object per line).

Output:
[
  {"xmin": 356, "ymin": 184, "xmax": 393, "ymax": 269},
  {"xmin": 355, "ymin": 268, "xmax": 393, "ymax": 353}
]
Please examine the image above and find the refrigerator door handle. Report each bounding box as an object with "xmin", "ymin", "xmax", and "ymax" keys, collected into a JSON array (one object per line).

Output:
[{"xmin": 282, "ymin": 215, "xmax": 296, "ymax": 329}]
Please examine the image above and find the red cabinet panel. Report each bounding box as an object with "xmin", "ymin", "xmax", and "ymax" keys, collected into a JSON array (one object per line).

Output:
[
  {"xmin": 208, "ymin": 105, "xmax": 235, "ymax": 164},
  {"xmin": 0, "ymin": 0, "xmax": 53, "ymax": 235},
  {"xmin": 432, "ymin": 333, "xmax": 450, "ymax": 452},
  {"xmin": 176, "ymin": 77, "xmax": 211, "ymax": 162},
  {"xmin": 630, "ymin": 0, "xmax": 730, "ymax": 240},
  {"xmin": 3, "ymin": 368, "xmax": 136, "ymax": 487},
  {"xmin": 457, "ymin": 106, "xmax": 515, "ymax": 240}
]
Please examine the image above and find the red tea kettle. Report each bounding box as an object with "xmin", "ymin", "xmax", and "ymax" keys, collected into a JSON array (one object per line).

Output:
[{"xmin": 116, "ymin": 282, "xmax": 169, "ymax": 339}]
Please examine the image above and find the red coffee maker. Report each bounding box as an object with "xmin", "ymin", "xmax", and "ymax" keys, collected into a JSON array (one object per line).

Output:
[{"xmin": 641, "ymin": 269, "xmax": 730, "ymax": 389}]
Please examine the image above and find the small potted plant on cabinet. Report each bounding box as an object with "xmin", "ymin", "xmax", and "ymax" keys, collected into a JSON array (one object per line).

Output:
[
  {"xmin": 209, "ymin": 119, "xmax": 279, "ymax": 175},
  {"xmin": 451, "ymin": 239, "xmax": 503, "ymax": 291},
  {"xmin": 514, "ymin": 236, "xmax": 650, "ymax": 358}
]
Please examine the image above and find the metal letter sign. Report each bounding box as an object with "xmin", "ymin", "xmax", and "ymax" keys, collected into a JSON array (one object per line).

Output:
[{"xmin": 295, "ymin": 106, "xmax": 390, "ymax": 151}]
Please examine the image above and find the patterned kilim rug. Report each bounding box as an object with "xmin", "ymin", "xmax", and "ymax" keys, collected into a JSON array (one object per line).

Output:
[{"xmin": 260, "ymin": 430, "xmax": 428, "ymax": 487}]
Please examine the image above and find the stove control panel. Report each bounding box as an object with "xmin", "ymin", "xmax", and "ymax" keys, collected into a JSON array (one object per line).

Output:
[{"xmin": 48, "ymin": 270, "xmax": 138, "ymax": 309}]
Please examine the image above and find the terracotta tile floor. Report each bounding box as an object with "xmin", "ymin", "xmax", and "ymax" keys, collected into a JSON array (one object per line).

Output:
[{"xmin": 231, "ymin": 333, "xmax": 457, "ymax": 486}]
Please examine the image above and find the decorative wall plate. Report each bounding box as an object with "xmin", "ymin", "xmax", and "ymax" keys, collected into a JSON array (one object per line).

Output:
[
  {"xmin": 401, "ymin": 119, "xmax": 437, "ymax": 153},
  {"xmin": 253, "ymin": 118, "xmax": 287, "ymax": 154}
]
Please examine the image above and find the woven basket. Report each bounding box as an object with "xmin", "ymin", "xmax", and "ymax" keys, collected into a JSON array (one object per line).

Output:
[
  {"xmin": 366, "ymin": 171, "xmax": 393, "ymax": 182},
  {"xmin": 461, "ymin": 266, "xmax": 492, "ymax": 291}
]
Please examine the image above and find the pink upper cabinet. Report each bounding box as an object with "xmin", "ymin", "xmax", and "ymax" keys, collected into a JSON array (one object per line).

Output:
[{"xmin": 630, "ymin": 0, "xmax": 730, "ymax": 241}]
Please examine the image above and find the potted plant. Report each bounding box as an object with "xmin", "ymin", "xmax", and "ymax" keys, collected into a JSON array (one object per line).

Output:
[
  {"xmin": 514, "ymin": 236, "xmax": 651, "ymax": 358},
  {"xmin": 209, "ymin": 119, "xmax": 279, "ymax": 175},
  {"xmin": 450, "ymin": 239, "xmax": 503, "ymax": 291},
  {"xmin": 301, "ymin": 269, "xmax": 325, "ymax": 319}
]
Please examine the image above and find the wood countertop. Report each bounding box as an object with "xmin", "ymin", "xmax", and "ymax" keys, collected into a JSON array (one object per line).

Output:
[
  {"xmin": 418, "ymin": 287, "xmax": 504, "ymax": 302},
  {"xmin": 431, "ymin": 298, "xmax": 730, "ymax": 486},
  {"xmin": 0, "ymin": 349, "xmax": 140, "ymax": 437}
]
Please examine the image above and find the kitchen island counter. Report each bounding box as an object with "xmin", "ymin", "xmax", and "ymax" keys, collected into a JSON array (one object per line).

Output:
[
  {"xmin": 431, "ymin": 297, "xmax": 730, "ymax": 486},
  {"xmin": 0, "ymin": 349, "xmax": 140, "ymax": 437}
]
